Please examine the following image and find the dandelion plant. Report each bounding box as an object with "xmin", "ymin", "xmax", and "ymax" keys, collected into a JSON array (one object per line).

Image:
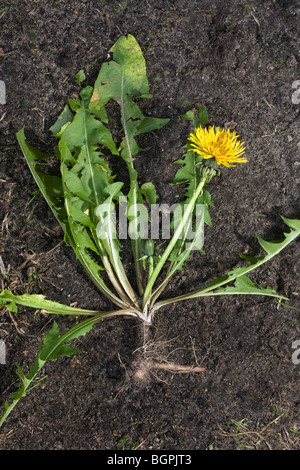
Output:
[{"xmin": 0, "ymin": 34, "xmax": 299, "ymax": 428}]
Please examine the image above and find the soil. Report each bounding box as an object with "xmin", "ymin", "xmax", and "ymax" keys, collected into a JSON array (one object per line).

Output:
[{"xmin": 0, "ymin": 0, "xmax": 299, "ymax": 451}]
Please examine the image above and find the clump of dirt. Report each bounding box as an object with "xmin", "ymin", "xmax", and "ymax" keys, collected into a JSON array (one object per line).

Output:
[{"xmin": 0, "ymin": 0, "xmax": 299, "ymax": 450}]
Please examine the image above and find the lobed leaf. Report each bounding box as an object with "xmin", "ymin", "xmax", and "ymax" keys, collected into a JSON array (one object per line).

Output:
[
  {"xmin": 153, "ymin": 216, "xmax": 300, "ymax": 310},
  {"xmin": 139, "ymin": 182, "xmax": 158, "ymax": 206},
  {"xmin": 0, "ymin": 289, "xmax": 108, "ymax": 315},
  {"xmin": 0, "ymin": 315, "xmax": 109, "ymax": 428},
  {"xmin": 210, "ymin": 274, "xmax": 283, "ymax": 298}
]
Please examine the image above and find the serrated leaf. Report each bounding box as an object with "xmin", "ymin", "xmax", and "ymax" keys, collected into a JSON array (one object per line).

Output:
[
  {"xmin": 91, "ymin": 34, "xmax": 169, "ymax": 162},
  {"xmin": 66, "ymin": 200, "xmax": 95, "ymax": 228},
  {"xmin": 10, "ymin": 365, "xmax": 31, "ymax": 400},
  {"xmin": 58, "ymin": 137, "xmax": 76, "ymax": 163},
  {"xmin": 16, "ymin": 127, "xmax": 71, "ymax": 241},
  {"xmin": 39, "ymin": 321, "xmax": 81, "ymax": 361},
  {"xmin": 211, "ymin": 274, "xmax": 281, "ymax": 298},
  {"xmin": 60, "ymin": 103, "xmax": 118, "ymax": 156},
  {"xmin": 91, "ymin": 35, "xmax": 151, "ymax": 110},
  {"xmin": 197, "ymin": 188, "xmax": 214, "ymax": 228},
  {"xmin": 172, "ymin": 152, "xmax": 196, "ymax": 187},
  {"xmin": 60, "ymin": 162, "xmax": 91, "ymax": 202},
  {"xmin": 171, "ymin": 152, "xmax": 213, "ymax": 228},
  {"xmin": 0, "ymin": 289, "xmax": 108, "ymax": 316},
  {"xmin": 89, "ymin": 35, "xmax": 169, "ymax": 296},
  {"xmin": 154, "ymin": 217, "xmax": 300, "ymax": 309},
  {"xmin": 5, "ymin": 300, "xmax": 17, "ymax": 313},
  {"xmin": 0, "ymin": 313, "xmax": 113, "ymax": 428}
]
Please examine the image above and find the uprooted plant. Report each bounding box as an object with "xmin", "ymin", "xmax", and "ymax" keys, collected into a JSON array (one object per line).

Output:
[{"xmin": 0, "ymin": 34, "xmax": 299, "ymax": 428}]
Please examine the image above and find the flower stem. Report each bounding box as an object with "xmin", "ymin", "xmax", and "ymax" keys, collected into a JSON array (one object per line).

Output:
[{"xmin": 142, "ymin": 174, "xmax": 208, "ymax": 310}]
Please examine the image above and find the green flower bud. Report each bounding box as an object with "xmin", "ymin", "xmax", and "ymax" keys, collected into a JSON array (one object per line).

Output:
[{"xmin": 141, "ymin": 238, "xmax": 155, "ymax": 257}]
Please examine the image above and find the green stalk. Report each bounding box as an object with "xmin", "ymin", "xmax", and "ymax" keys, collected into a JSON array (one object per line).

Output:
[
  {"xmin": 90, "ymin": 228, "xmax": 134, "ymax": 306},
  {"xmin": 127, "ymin": 163, "xmax": 144, "ymax": 297},
  {"xmin": 94, "ymin": 192, "xmax": 140, "ymax": 308},
  {"xmin": 147, "ymin": 256, "xmax": 154, "ymax": 296},
  {"xmin": 142, "ymin": 174, "xmax": 208, "ymax": 309},
  {"xmin": 120, "ymin": 73, "xmax": 144, "ymax": 297},
  {"xmin": 149, "ymin": 249, "xmax": 190, "ymax": 310},
  {"xmin": 148, "ymin": 210, "xmax": 194, "ymax": 309},
  {"xmin": 148, "ymin": 256, "xmax": 154, "ymax": 280}
]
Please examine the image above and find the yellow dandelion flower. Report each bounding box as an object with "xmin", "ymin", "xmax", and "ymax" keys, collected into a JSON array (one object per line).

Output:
[{"xmin": 188, "ymin": 125, "xmax": 247, "ymax": 168}]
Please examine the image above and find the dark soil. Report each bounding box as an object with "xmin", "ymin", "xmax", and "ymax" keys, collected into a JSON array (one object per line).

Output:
[{"xmin": 0, "ymin": 0, "xmax": 300, "ymax": 451}]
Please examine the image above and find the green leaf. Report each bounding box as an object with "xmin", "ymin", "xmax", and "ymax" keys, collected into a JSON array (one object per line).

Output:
[
  {"xmin": 153, "ymin": 217, "xmax": 300, "ymax": 310},
  {"xmin": 171, "ymin": 152, "xmax": 214, "ymax": 228},
  {"xmin": 75, "ymin": 69, "xmax": 86, "ymax": 86},
  {"xmin": 49, "ymin": 104, "xmax": 74, "ymax": 136},
  {"xmin": 136, "ymin": 116, "xmax": 170, "ymax": 136},
  {"xmin": 0, "ymin": 289, "xmax": 109, "ymax": 316},
  {"xmin": 197, "ymin": 188, "xmax": 214, "ymax": 228},
  {"xmin": 95, "ymin": 181, "xmax": 139, "ymax": 306},
  {"xmin": 90, "ymin": 34, "xmax": 169, "ymax": 161},
  {"xmin": 60, "ymin": 105, "xmax": 118, "ymax": 156},
  {"xmin": 66, "ymin": 199, "xmax": 95, "ymax": 228},
  {"xmin": 172, "ymin": 152, "xmax": 196, "ymax": 189},
  {"xmin": 5, "ymin": 300, "xmax": 17, "ymax": 313},
  {"xmin": 58, "ymin": 136, "xmax": 76, "ymax": 163},
  {"xmin": 68, "ymin": 97, "xmax": 81, "ymax": 113},
  {"xmin": 0, "ymin": 313, "xmax": 112, "ymax": 428},
  {"xmin": 9, "ymin": 365, "xmax": 31, "ymax": 401},
  {"xmin": 181, "ymin": 110, "xmax": 195, "ymax": 122},
  {"xmin": 211, "ymin": 274, "xmax": 282, "ymax": 298},
  {"xmin": 57, "ymin": 134, "xmax": 132, "ymax": 307},
  {"xmin": 89, "ymin": 35, "xmax": 169, "ymax": 296},
  {"xmin": 52, "ymin": 93, "xmax": 136, "ymax": 306},
  {"xmin": 16, "ymin": 127, "xmax": 50, "ymax": 161},
  {"xmin": 197, "ymin": 106, "xmax": 208, "ymax": 125},
  {"xmin": 60, "ymin": 162, "xmax": 91, "ymax": 202},
  {"xmin": 39, "ymin": 321, "xmax": 81, "ymax": 361},
  {"xmin": 91, "ymin": 35, "xmax": 151, "ymax": 108},
  {"xmin": 17, "ymin": 35, "xmax": 169, "ymax": 307},
  {"xmin": 38, "ymin": 173, "xmax": 64, "ymax": 199},
  {"xmin": 139, "ymin": 182, "xmax": 158, "ymax": 205},
  {"xmin": 16, "ymin": 127, "xmax": 71, "ymax": 240},
  {"xmin": 181, "ymin": 106, "xmax": 208, "ymax": 127}
]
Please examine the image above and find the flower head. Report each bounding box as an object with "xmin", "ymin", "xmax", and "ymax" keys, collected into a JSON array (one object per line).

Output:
[{"xmin": 188, "ymin": 125, "xmax": 247, "ymax": 168}]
